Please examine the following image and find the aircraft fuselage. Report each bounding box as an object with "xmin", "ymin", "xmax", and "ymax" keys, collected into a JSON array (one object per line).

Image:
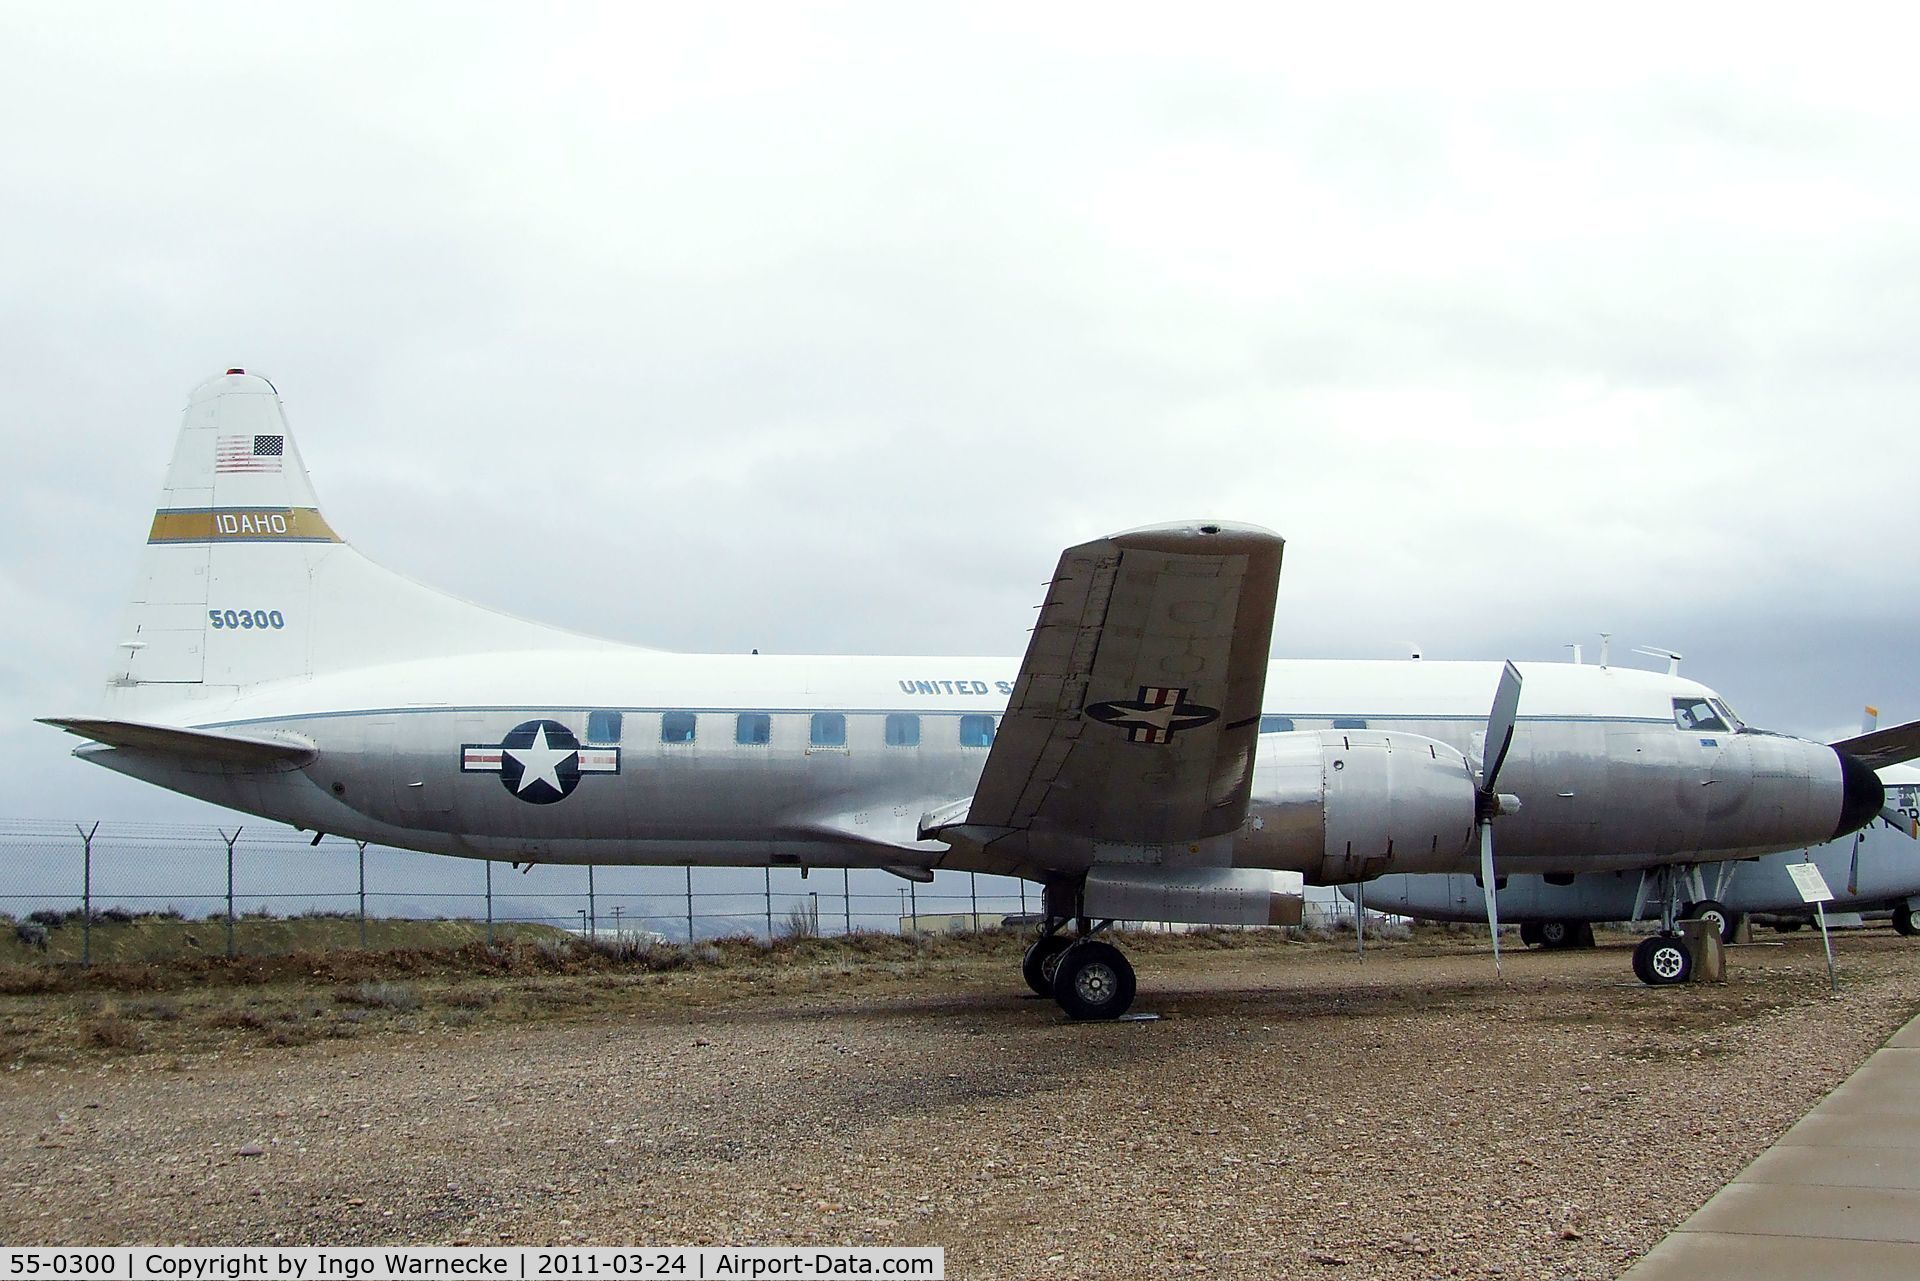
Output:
[{"xmin": 88, "ymin": 652, "xmax": 1856, "ymax": 883}]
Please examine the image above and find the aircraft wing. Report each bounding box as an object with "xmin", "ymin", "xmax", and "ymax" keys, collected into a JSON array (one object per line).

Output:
[
  {"xmin": 929, "ymin": 521, "xmax": 1282, "ymax": 855},
  {"xmin": 38, "ymin": 717, "xmax": 316, "ymax": 767},
  {"xmin": 1829, "ymin": 719, "xmax": 1920, "ymax": 770}
]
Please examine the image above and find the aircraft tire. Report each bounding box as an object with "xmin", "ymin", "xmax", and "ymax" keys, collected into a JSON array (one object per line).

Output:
[
  {"xmin": 1681, "ymin": 899, "xmax": 1736, "ymax": 944},
  {"xmin": 1519, "ymin": 922, "xmax": 1544, "ymax": 948},
  {"xmin": 1021, "ymin": 935, "xmax": 1074, "ymax": 996},
  {"xmin": 1538, "ymin": 920, "xmax": 1577, "ymax": 950},
  {"xmin": 1051, "ymin": 941, "xmax": 1136, "ymax": 1020},
  {"xmin": 1892, "ymin": 906, "xmax": 1919, "ymax": 938},
  {"xmin": 1632, "ymin": 934, "xmax": 1692, "ymax": 987}
]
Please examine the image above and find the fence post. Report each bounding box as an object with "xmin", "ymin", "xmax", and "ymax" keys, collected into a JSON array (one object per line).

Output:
[
  {"xmin": 910, "ymin": 880, "xmax": 919, "ymax": 935},
  {"xmin": 76, "ymin": 822, "xmax": 99, "ymax": 967},
  {"xmin": 587, "ymin": 865, "xmax": 596, "ymax": 937},
  {"xmin": 764, "ymin": 867, "xmax": 773, "ymax": 942},
  {"xmin": 1020, "ymin": 880, "xmax": 1027, "ymax": 917},
  {"xmin": 356, "ymin": 841, "xmax": 368, "ymax": 948},
  {"xmin": 970, "ymin": 872, "xmax": 978, "ymax": 931},
  {"xmin": 843, "ymin": 868, "xmax": 852, "ymax": 936},
  {"xmin": 685, "ymin": 867, "xmax": 694, "ymax": 944},
  {"xmin": 219, "ymin": 827, "xmax": 242, "ymax": 958},
  {"xmin": 485, "ymin": 860, "xmax": 494, "ymax": 946}
]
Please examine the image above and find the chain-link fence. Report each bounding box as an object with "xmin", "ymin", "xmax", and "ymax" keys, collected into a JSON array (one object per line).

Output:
[{"xmin": 0, "ymin": 819, "xmax": 1361, "ymax": 963}]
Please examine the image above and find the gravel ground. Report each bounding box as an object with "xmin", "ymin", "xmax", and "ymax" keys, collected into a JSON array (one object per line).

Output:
[{"xmin": 2, "ymin": 931, "xmax": 1916, "ymax": 1279}]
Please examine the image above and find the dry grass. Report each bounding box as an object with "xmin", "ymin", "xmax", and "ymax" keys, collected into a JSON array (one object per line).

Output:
[{"xmin": 0, "ymin": 925, "xmax": 1503, "ymax": 1065}]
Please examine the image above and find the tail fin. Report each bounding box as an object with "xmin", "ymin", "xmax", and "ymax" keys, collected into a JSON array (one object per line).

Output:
[{"xmin": 108, "ymin": 371, "xmax": 612, "ymax": 704}]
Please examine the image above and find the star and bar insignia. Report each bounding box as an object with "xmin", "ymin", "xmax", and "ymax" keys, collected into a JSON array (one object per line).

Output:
[
  {"xmin": 1083, "ymin": 686, "xmax": 1221, "ymax": 744},
  {"xmin": 461, "ymin": 719, "xmax": 619, "ymax": 805}
]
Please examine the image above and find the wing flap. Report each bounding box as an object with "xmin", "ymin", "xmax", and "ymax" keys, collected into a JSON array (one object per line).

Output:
[
  {"xmin": 1830, "ymin": 719, "xmax": 1920, "ymax": 770},
  {"xmin": 38, "ymin": 717, "xmax": 315, "ymax": 767}
]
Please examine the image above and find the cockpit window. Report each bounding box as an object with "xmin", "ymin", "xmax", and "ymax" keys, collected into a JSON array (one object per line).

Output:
[
  {"xmin": 1673, "ymin": 697, "xmax": 1730, "ymax": 733},
  {"xmin": 1709, "ymin": 698, "xmax": 1744, "ymax": 731}
]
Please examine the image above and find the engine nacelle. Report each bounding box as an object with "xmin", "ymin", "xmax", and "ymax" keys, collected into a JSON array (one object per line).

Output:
[{"xmin": 1236, "ymin": 729, "xmax": 1478, "ymax": 884}]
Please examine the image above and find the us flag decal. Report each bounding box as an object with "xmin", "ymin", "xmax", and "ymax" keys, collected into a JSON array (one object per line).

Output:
[{"xmin": 215, "ymin": 434, "xmax": 285, "ymax": 473}]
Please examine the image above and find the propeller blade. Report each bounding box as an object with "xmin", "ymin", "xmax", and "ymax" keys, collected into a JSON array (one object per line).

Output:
[
  {"xmin": 1479, "ymin": 822, "xmax": 1502, "ymax": 976},
  {"xmin": 1886, "ymin": 806, "xmax": 1918, "ymax": 839},
  {"xmin": 1848, "ymin": 832, "xmax": 1862, "ymax": 896},
  {"xmin": 1481, "ymin": 661, "xmax": 1524, "ymax": 795}
]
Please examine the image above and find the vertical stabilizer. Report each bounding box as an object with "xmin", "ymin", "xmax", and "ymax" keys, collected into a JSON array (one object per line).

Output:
[{"xmin": 107, "ymin": 371, "xmax": 614, "ymax": 709}]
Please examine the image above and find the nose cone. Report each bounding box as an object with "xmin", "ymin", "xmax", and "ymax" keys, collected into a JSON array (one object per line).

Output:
[{"xmin": 1833, "ymin": 749, "xmax": 1886, "ymax": 839}]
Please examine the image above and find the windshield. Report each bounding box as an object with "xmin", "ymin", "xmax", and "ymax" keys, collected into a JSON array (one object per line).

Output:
[{"xmin": 1673, "ymin": 697, "xmax": 1731, "ymax": 733}]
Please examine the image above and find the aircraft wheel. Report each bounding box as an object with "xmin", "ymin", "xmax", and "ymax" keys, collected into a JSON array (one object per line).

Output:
[
  {"xmin": 1021, "ymin": 934, "xmax": 1074, "ymax": 996},
  {"xmin": 1681, "ymin": 899, "xmax": 1736, "ymax": 944},
  {"xmin": 1538, "ymin": 920, "xmax": 1576, "ymax": 950},
  {"xmin": 1632, "ymin": 934, "xmax": 1693, "ymax": 987},
  {"xmin": 1892, "ymin": 906, "xmax": 1919, "ymax": 938},
  {"xmin": 1051, "ymin": 941, "xmax": 1136, "ymax": 1020},
  {"xmin": 1519, "ymin": 922, "xmax": 1544, "ymax": 948}
]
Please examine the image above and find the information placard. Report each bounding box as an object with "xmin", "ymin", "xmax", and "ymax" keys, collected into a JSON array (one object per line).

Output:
[{"xmin": 1786, "ymin": 862, "xmax": 1834, "ymax": 905}]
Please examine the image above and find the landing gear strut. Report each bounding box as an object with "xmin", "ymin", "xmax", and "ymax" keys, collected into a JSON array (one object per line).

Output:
[{"xmin": 1024, "ymin": 913, "xmax": 1137, "ymax": 1019}]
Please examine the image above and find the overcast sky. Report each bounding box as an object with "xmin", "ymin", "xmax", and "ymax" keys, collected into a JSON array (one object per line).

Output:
[{"xmin": 1, "ymin": 3, "xmax": 1913, "ymax": 823}]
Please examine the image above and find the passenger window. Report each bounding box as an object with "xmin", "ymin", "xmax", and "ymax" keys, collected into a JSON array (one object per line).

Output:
[
  {"xmin": 1672, "ymin": 698, "xmax": 1729, "ymax": 733},
  {"xmin": 959, "ymin": 714, "xmax": 995, "ymax": 747},
  {"xmin": 1332, "ymin": 718, "xmax": 1368, "ymax": 730},
  {"xmin": 586, "ymin": 710, "xmax": 623, "ymax": 744},
  {"xmin": 1259, "ymin": 716, "xmax": 1294, "ymax": 733},
  {"xmin": 661, "ymin": 712, "xmax": 696, "ymax": 743},
  {"xmin": 885, "ymin": 714, "xmax": 920, "ymax": 747},
  {"xmin": 810, "ymin": 713, "xmax": 847, "ymax": 747},
  {"xmin": 736, "ymin": 713, "xmax": 771, "ymax": 745}
]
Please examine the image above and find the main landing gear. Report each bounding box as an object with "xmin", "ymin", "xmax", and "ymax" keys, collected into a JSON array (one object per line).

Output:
[
  {"xmin": 1023, "ymin": 918, "xmax": 1137, "ymax": 1020},
  {"xmin": 1519, "ymin": 920, "xmax": 1596, "ymax": 950}
]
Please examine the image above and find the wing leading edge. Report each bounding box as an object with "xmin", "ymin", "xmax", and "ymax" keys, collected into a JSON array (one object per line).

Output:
[{"xmin": 926, "ymin": 520, "xmax": 1283, "ymax": 865}]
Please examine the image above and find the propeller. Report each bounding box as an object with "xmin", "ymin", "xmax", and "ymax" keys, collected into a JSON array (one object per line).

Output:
[
  {"xmin": 1847, "ymin": 831, "xmax": 1863, "ymax": 896},
  {"xmin": 1475, "ymin": 661, "xmax": 1525, "ymax": 975},
  {"xmin": 1884, "ymin": 806, "xmax": 1918, "ymax": 839}
]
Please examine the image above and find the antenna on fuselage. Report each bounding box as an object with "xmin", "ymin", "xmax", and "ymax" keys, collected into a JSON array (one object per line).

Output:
[
  {"xmin": 1598, "ymin": 633, "xmax": 1612, "ymax": 668},
  {"xmin": 1407, "ymin": 643, "xmax": 1423, "ymax": 660},
  {"xmin": 1635, "ymin": 645, "xmax": 1684, "ymax": 676},
  {"xmin": 1565, "ymin": 643, "xmax": 1583, "ymax": 665}
]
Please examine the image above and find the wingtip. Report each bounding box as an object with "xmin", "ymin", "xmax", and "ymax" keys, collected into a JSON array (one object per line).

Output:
[{"xmin": 1106, "ymin": 520, "xmax": 1283, "ymax": 555}]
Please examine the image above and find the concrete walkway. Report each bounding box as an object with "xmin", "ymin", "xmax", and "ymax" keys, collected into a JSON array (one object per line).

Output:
[{"xmin": 1620, "ymin": 1012, "xmax": 1920, "ymax": 1279}]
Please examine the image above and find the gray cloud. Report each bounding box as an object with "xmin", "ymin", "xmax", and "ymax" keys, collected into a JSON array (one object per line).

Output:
[{"xmin": 3, "ymin": 4, "xmax": 1915, "ymax": 821}]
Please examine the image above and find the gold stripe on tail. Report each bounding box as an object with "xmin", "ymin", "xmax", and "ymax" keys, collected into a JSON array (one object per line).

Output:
[{"xmin": 147, "ymin": 507, "xmax": 341, "ymax": 543}]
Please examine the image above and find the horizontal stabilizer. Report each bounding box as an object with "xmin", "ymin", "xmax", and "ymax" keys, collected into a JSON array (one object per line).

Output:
[
  {"xmin": 1830, "ymin": 719, "xmax": 1920, "ymax": 770},
  {"xmin": 38, "ymin": 717, "xmax": 315, "ymax": 767}
]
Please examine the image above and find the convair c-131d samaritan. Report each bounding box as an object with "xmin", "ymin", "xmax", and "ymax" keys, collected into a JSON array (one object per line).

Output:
[{"xmin": 41, "ymin": 372, "xmax": 1919, "ymax": 1018}]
